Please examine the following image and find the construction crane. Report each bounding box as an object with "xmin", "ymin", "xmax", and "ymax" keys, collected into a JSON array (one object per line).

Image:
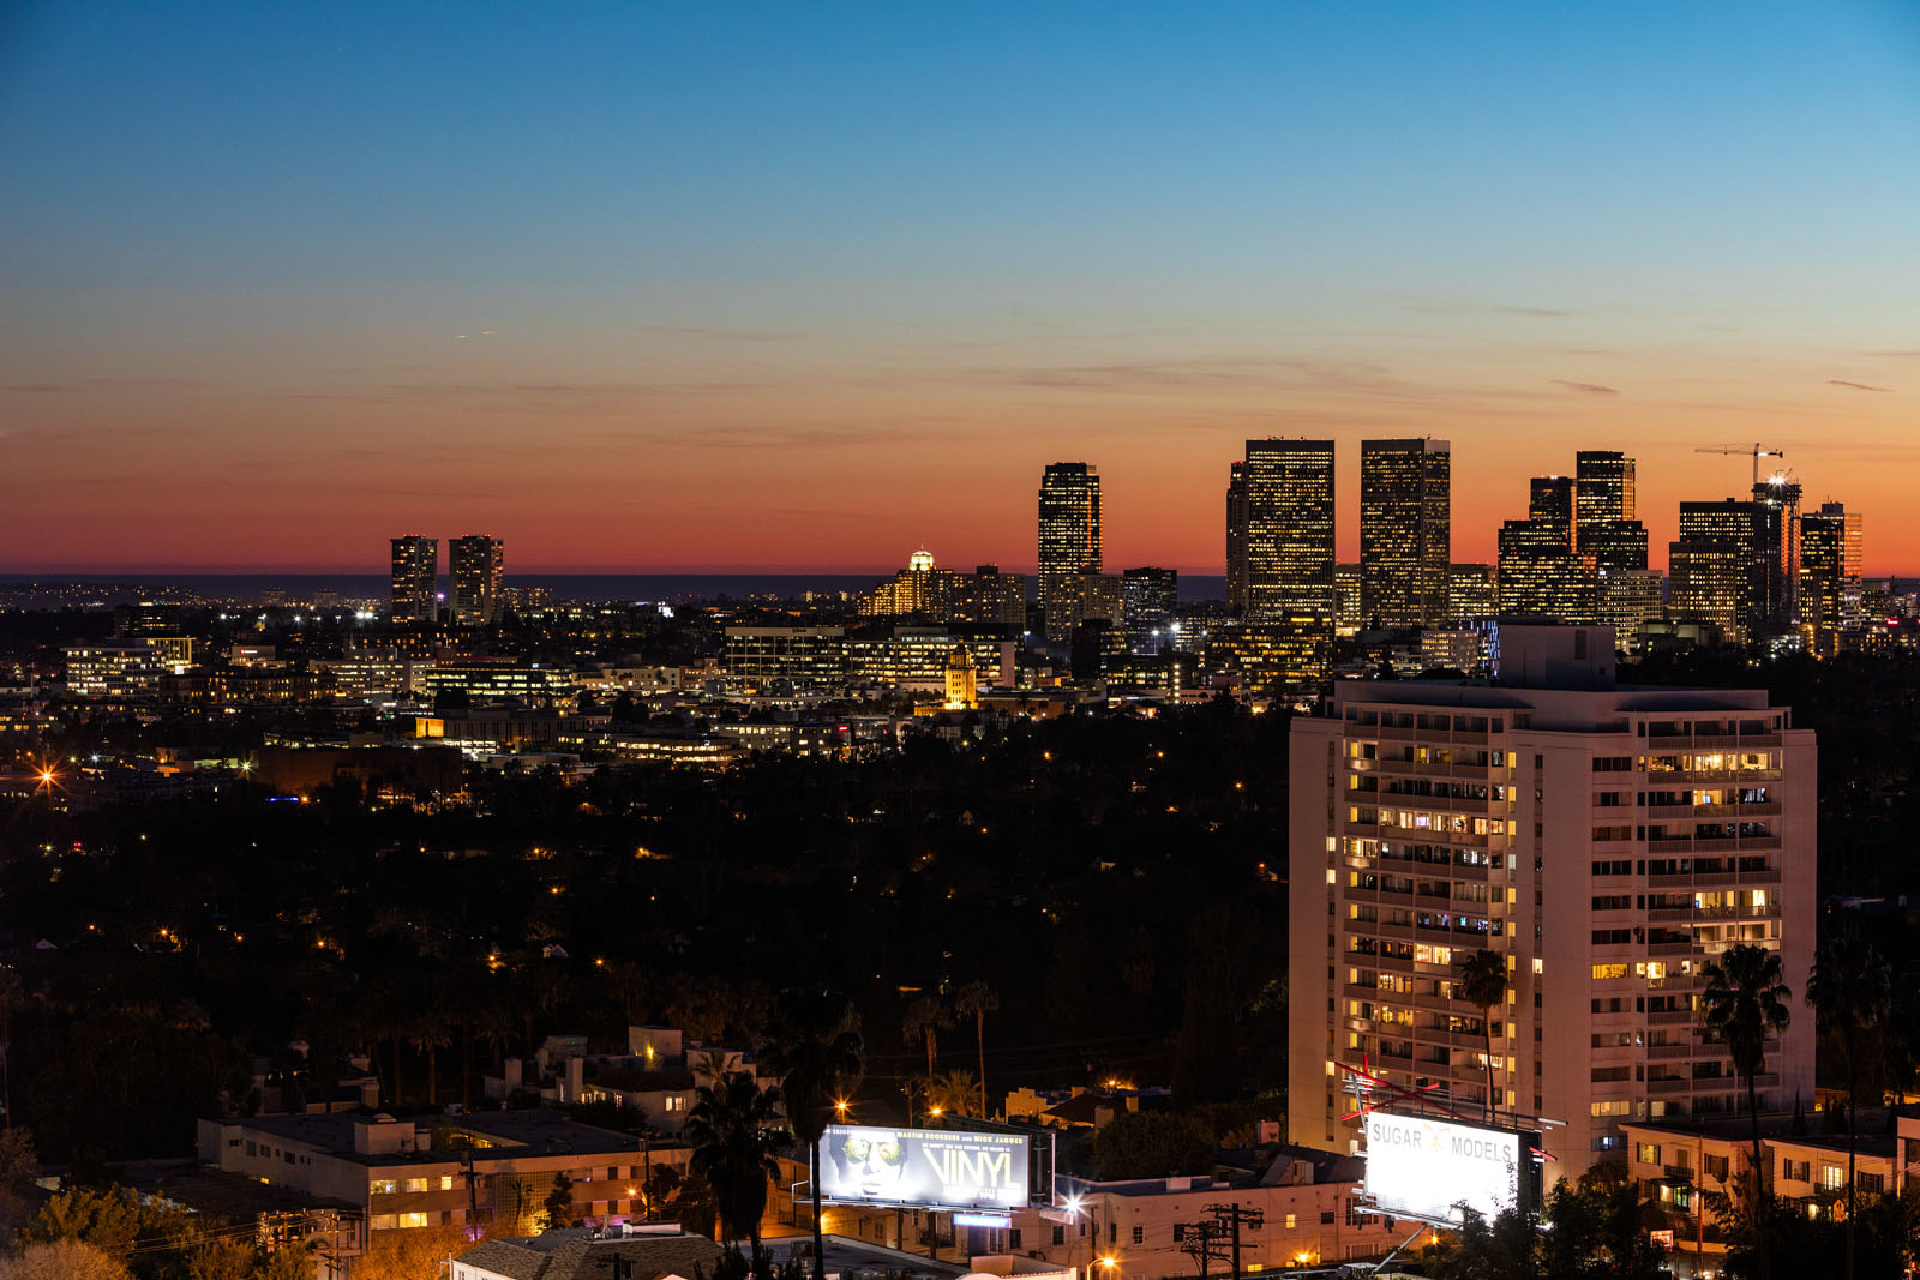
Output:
[{"xmin": 1695, "ymin": 443, "xmax": 1785, "ymax": 489}]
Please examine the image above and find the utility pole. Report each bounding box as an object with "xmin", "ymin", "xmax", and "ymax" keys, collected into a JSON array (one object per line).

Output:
[
  {"xmin": 1203, "ymin": 1202, "xmax": 1264, "ymax": 1280},
  {"xmin": 1174, "ymin": 1218, "xmax": 1229, "ymax": 1280}
]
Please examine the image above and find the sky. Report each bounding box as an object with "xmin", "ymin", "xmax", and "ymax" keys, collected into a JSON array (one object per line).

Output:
[{"xmin": 3, "ymin": 1, "xmax": 1918, "ymax": 575}]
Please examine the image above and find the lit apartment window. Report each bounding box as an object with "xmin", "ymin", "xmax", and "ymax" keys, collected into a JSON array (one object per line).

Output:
[
  {"xmin": 404, "ymin": 1178, "xmax": 428, "ymax": 1193},
  {"xmin": 372, "ymin": 1180, "xmax": 398, "ymax": 1196},
  {"xmin": 398, "ymin": 1212, "xmax": 430, "ymax": 1229}
]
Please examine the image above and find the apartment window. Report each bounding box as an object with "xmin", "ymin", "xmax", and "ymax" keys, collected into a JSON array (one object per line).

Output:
[
  {"xmin": 1132, "ymin": 1226, "xmax": 1143, "ymax": 1245},
  {"xmin": 372, "ymin": 1180, "xmax": 398, "ymax": 1196},
  {"xmin": 1591, "ymin": 895, "xmax": 1633, "ymax": 910},
  {"xmin": 1593, "ymin": 757, "xmax": 1634, "ymax": 772},
  {"xmin": 1591, "ymin": 963, "xmax": 1629, "ymax": 980},
  {"xmin": 1705, "ymin": 1155, "xmax": 1729, "ymax": 1181},
  {"xmin": 1320, "ymin": 1211, "xmax": 1335, "ymax": 1226},
  {"xmin": 1591, "ymin": 929, "xmax": 1633, "ymax": 945},
  {"xmin": 398, "ymin": 1213, "xmax": 430, "ymax": 1229},
  {"xmin": 1052, "ymin": 1226, "xmax": 1065, "ymax": 1246},
  {"xmin": 1591, "ymin": 1100, "xmax": 1631, "ymax": 1117},
  {"xmin": 403, "ymin": 1178, "xmax": 428, "ymax": 1193},
  {"xmin": 1593, "ymin": 1067, "xmax": 1631, "ymax": 1083},
  {"xmin": 244, "ymin": 1141, "xmax": 256, "ymax": 1156},
  {"xmin": 1820, "ymin": 1166, "xmax": 1845, "ymax": 1191},
  {"xmin": 1009, "ymin": 1230, "xmax": 1022, "ymax": 1249},
  {"xmin": 440, "ymin": 1176, "xmax": 455, "ymax": 1191},
  {"xmin": 1285, "ymin": 1214, "xmax": 1297, "ymax": 1229},
  {"xmin": 1859, "ymin": 1173, "xmax": 1885, "ymax": 1196},
  {"xmin": 369, "ymin": 1215, "xmax": 397, "ymax": 1231},
  {"xmin": 1781, "ymin": 1159, "xmax": 1810, "ymax": 1182},
  {"xmin": 1635, "ymin": 1143, "xmax": 1660, "ymax": 1164}
]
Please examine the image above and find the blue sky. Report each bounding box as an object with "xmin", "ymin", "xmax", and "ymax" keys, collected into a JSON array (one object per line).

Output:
[{"xmin": 3, "ymin": 1, "xmax": 1917, "ymax": 570}]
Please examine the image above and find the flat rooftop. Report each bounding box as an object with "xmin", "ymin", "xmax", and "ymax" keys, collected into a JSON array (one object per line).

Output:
[{"xmin": 226, "ymin": 1110, "xmax": 665, "ymax": 1165}]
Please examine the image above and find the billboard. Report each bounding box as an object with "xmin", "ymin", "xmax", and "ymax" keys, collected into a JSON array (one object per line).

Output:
[
  {"xmin": 1362, "ymin": 1113, "xmax": 1538, "ymax": 1224},
  {"xmin": 818, "ymin": 1125, "xmax": 1031, "ymax": 1211}
]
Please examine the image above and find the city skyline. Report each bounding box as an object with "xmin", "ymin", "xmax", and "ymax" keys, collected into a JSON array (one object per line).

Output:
[{"xmin": 4, "ymin": 4, "xmax": 1918, "ymax": 574}]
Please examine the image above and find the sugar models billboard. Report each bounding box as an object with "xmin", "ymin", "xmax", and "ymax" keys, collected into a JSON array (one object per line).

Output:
[{"xmin": 818, "ymin": 1125, "xmax": 1031, "ymax": 1210}]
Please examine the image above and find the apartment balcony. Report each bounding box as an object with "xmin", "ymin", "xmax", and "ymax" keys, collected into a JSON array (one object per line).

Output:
[
  {"xmin": 1645, "ymin": 1042, "xmax": 1698, "ymax": 1060},
  {"xmin": 1689, "ymin": 733, "xmax": 1783, "ymax": 749},
  {"xmin": 1646, "ymin": 1077, "xmax": 1694, "ymax": 1094},
  {"xmin": 1648, "ymin": 940, "xmax": 1696, "ymax": 957},
  {"xmin": 1648, "ymin": 1009, "xmax": 1695, "ymax": 1026}
]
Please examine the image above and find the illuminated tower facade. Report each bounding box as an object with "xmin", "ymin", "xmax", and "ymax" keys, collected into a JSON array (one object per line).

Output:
[
  {"xmin": 1037, "ymin": 463, "xmax": 1103, "ymax": 642},
  {"xmin": 1359, "ymin": 438, "xmax": 1451, "ymax": 629},
  {"xmin": 1669, "ymin": 500, "xmax": 1753, "ymax": 642},
  {"xmin": 1225, "ymin": 461, "xmax": 1250, "ymax": 616},
  {"xmin": 389, "ymin": 536, "xmax": 439, "ymax": 623},
  {"xmin": 449, "ymin": 534, "xmax": 506, "ymax": 625},
  {"xmin": 1799, "ymin": 502, "xmax": 1863, "ymax": 655},
  {"xmin": 1243, "ymin": 438, "xmax": 1335, "ymax": 620}
]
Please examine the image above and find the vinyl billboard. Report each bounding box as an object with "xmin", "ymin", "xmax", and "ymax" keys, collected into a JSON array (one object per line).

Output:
[
  {"xmin": 1362, "ymin": 1113, "xmax": 1538, "ymax": 1224},
  {"xmin": 818, "ymin": 1125, "xmax": 1031, "ymax": 1210}
]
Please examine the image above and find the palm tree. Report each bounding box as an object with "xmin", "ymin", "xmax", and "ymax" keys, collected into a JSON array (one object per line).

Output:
[
  {"xmin": 684, "ymin": 1070, "xmax": 793, "ymax": 1258},
  {"xmin": 1807, "ymin": 933, "xmax": 1891, "ymax": 1280},
  {"xmin": 760, "ymin": 988, "xmax": 864, "ymax": 1280},
  {"xmin": 1457, "ymin": 950, "xmax": 1509, "ymax": 1123},
  {"xmin": 901, "ymin": 997, "xmax": 952, "ymax": 1083},
  {"xmin": 407, "ymin": 1006, "xmax": 452, "ymax": 1108},
  {"xmin": 954, "ymin": 980, "xmax": 998, "ymax": 1119},
  {"xmin": 930, "ymin": 1068, "xmax": 980, "ymax": 1118},
  {"xmin": 1701, "ymin": 943, "xmax": 1793, "ymax": 1211}
]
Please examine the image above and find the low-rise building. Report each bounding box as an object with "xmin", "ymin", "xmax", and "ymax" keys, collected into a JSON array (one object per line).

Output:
[
  {"xmin": 454, "ymin": 1223, "xmax": 723, "ymax": 1280},
  {"xmin": 197, "ymin": 1111, "xmax": 681, "ymax": 1249}
]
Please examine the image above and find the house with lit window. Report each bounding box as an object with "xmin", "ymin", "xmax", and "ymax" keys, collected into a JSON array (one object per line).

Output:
[
  {"xmin": 197, "ymin": 1110, "xmax": 687, "ymax": 1253},
  {"xmin": 1622, "ymin": 1116, "xmax": 1899, "ymax": 1276}
]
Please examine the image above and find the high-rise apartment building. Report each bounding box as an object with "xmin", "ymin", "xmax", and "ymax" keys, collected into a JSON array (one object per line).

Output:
[
  {"xmin": 389, "ymin": 536, "xmax": 439, "ymax": 623},
  {"xmin": 1799, "ymin": 503, "xmax": 1863, "ymax": 655},
  {"xmin": 1287, "ymin": 625, "xmax": 1815, "ymax": 1179},
  {"xmin": 1359, "ymin": 439, "xmax": 1451, "ymax": 629},
  {"xmin": 1226, "ymin": 462, "xmax": 1250, "ymax": 616},
  {"xmin": 449, "ymin": 534, "xmax": 506, "ymax": 626},
  {"xmin": 1037, "ymin": 463, "xmax": 1102, "ymax": 642}
]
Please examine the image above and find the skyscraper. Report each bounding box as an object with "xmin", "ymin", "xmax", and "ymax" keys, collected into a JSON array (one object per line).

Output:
[
  {"xmin": 1037, "ymin": 463, "xmax": 1102, "ymax": 642},
  {"xmin": 1243, "ymin": 438, "xmax": 1335, "ymax": 620},
  {"xmin": 389, "ymin": 536, "xmax": 439, "ymax": 623},
  {"xmin": 1575, "ymin": 450, "xmax": 1635, "ymax": 526},
  {"xmin": 1287, "ymin": 626, "xmax": 1815, "ymax": 1176},
  {"xmin": 1496, "ymin": 475, "xmax": 1592, "ymax": 623},
  {"xmin": 1225, "ymin": 461, "xmax": 1250, "ymax": 616},
  {"xmin": 1359, "ymin": 438, "xmax": 1450, "ymax": 629},
  {"xmin": 449, "ymin": 534, "xmax": 506, "ymax": 625},
  {"xmin": 1669, "ymin": 499, "xmax": 1753, "ymax": 642},
  {"xmin": 1799, "ymin": 502, "xmax": 1863, "ymax": 655},
  {"xmin": 1750, "ymin": 475, "xmax": 1803, "ymax": 636},
  {"xmin": 1120, "ymin": 567, "xmax": 1178, "ymax": 653},
  {"xmin": 1527, "ymin": 475, "xmax": 1578, "ymax": 551}
]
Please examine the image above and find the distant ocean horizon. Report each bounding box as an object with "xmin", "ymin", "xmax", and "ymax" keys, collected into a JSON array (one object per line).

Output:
[{"xmin": 0, "ymin": 571, "xmax": 1232, "ymax": 605}]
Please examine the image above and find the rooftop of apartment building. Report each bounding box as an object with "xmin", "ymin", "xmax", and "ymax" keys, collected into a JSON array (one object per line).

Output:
[
  {"xmin": 1322, "ymin": 624, "xmax": 1780, "ymax": 721},
  {"xmin": 1622, "ymin": 1111, "xmax": 1898, "ymax": 1161},
  {"xmin": 116, "ymin": 1158, "xmax": 361, "ymax": 1217},
  {"xmin": 1065, "ymin": 1143, "xmax": 1366, "ymax": 1197},
  {"xmin": 458, "ymin": 1224, "xmax": 723, "ymax": 1280},
  {"xmin": 230, "ymin": 1109, "xmax": 652, "ymax": 1165}
]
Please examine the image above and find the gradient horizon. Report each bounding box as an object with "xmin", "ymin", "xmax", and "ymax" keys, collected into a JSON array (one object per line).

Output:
[{"xmin": 4, "ymin": 2, "xmax": 1918, "ymax": 575}]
